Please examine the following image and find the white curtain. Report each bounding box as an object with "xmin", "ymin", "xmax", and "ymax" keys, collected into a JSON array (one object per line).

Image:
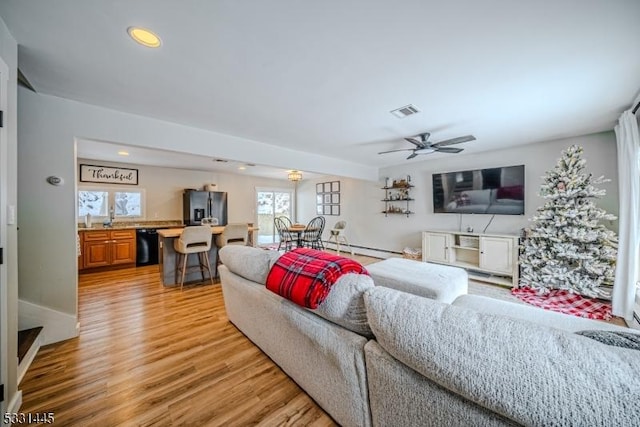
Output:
[{"xmin": 613, "ymin": 109, "xmax": 640, "ymax": 322}]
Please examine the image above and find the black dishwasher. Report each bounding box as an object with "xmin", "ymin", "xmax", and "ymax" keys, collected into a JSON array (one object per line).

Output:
[{"xmin": 136, "ymin": 229, "xmax": 159, "ymax": 266}]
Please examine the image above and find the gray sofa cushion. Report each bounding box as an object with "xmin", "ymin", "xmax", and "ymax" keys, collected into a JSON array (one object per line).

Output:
[
  {"xmin": 311, "ymin": 273, "xmax": 375, "ymax": 337},
  {"xmin": 219, "ymin": 245, "xmax": 281, "ymax": 284},
  {"xmin": 365, "ymin": 286, "xmax": 640, "ymax": 426}
]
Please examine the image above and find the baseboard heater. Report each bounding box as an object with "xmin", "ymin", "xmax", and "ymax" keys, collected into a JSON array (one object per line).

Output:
[{"xmin": 322, "ymin": 240, "xmax": 402, "ymax": 255}]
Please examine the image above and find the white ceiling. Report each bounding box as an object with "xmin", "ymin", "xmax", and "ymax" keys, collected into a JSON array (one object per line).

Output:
[
  {"xmin": 76, "ymin": 138, "xmax": 322, "ymax": 180},
  {"xmin": 1, "ymin": 0, "xmax": 639, "ymax": 177}
]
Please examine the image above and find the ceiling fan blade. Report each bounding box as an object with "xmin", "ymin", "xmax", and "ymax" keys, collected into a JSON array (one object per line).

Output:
[
  {"xmin": 432, "ymin": 135, "xmax": 476, "ymax": 147},
  {"xmin": 435, "ymin": 147, "xmax": 464, "ymax": 154},
  {"xmin": 406, "ymin": 152, "xmax": 418, "ymax": 160},
  {"xmin": 404, "ymin": 137, "xmax": 426, "ymax": 148},
  {"xmin": 378, "ymin": 148, "xmax": 415, "ymax": 154}
]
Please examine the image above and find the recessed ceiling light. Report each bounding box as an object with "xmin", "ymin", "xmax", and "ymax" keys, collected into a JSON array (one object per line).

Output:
[
  {"xmin": 118, "ymin": 150, "xmax": 129, "ymax": 156},
  {"xmin": 127, "ymin": 27, "xmax": 161, "ymax": 48},
  {"xmin": 238, "ymin": 166, "xmax": 246, "ymax": 170}
]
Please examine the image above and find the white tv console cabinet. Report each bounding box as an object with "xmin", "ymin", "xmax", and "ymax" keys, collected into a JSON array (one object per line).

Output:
[{"xmin": 421, "ymin": 230, "xmax": 520, "ymax": 287}]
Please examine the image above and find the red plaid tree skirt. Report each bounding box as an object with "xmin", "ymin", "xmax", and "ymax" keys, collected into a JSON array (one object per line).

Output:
[{"xmin": 511, "ymin": 286, "xmax": 613, "ymax": 320}]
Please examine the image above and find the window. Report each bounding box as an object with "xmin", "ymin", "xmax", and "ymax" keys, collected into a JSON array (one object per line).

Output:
[
  {"xmin": 78, "ymin": 190, "xmax": 109, "ymax": 217},
  {"xmin": 78, "ymin": 187, "xmax": 145, "ymax": 219},
  {"xmin": 115, "ymin": 191, "xmax": 142, "ymax": 217}
]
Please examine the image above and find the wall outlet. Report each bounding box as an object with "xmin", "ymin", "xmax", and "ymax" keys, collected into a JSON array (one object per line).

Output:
[{"xmin": 154, "ymin": 212, "xmax": 159, "ymax": 219}]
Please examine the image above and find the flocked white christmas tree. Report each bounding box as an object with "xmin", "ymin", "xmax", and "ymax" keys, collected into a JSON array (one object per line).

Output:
[{"xmin": 519, "ymin": 145, "xmax": 617, "ymax": 298}]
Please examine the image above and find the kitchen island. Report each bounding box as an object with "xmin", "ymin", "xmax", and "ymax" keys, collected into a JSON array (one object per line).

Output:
[{"xmin": 157, "ymin": 225, "xmax": 257, "ymax": 287}]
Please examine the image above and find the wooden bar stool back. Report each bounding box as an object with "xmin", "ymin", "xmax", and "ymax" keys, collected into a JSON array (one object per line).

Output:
[{"xmin": 173, "ymin": 225, "xmax": 215, "ymax": 290}]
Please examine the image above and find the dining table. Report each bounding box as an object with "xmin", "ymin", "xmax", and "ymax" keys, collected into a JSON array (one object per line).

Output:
[
  {"xmin": 287, "ymin": 224, "xmax": 322, "ymax": 248},
  {"xmin": 287, "ymin": 224, "xmax": 307, "ymax": 248}
]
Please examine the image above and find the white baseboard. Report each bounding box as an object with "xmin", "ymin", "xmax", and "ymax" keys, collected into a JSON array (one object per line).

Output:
[
  {"xmin": 17, "ymin": 332, "xmax": 41, "ymax": 384},
  {"xmin": 18, "ymin": 299, "xmax": 79, "ymax": 345},
  {"xmin": 323, "ymin": 241, "xmax": 397, "ymax": 260},
  {"xmin": 7, "ymin": 389, "xmax": 22, "ymax": 414}
]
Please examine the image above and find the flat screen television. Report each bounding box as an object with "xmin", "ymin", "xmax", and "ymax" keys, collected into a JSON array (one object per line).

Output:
[{"xmin": 432, "ymin": 165, "xmax": 525, "ymax": 215}]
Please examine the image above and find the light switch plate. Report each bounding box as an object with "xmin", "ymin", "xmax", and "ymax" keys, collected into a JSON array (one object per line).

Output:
[{"xmin": 7, "ymin": 205, "xmax": 15, "ymax": 225}]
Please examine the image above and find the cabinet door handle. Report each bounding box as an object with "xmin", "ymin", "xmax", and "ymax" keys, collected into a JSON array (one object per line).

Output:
[{"xmin": 104, "ymin": 240, "xmax": 110, "ymax": 243}]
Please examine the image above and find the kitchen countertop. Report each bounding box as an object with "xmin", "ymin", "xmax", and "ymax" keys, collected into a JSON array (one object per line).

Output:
[
  {"xmin": 78, "ymin": 220, "xmax": 184, "ymax": 231},
  {"xmin": 157, "ymin": 225, "xmax": 258, "ymax": 238}
]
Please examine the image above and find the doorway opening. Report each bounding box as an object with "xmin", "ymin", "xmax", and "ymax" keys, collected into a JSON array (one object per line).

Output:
[{"xmin": 256, "ymin": 189, "xmax": 294, "ymax": 246}]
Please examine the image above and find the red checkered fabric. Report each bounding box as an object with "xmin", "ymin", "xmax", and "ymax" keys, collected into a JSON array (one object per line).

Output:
[
  {"xmin": 511, "ymin": 286, "xmax": 613, "ymax": 320},
  {"xmin": 266, "ymin": 248, "xmax": 368, "ymax": 309}
]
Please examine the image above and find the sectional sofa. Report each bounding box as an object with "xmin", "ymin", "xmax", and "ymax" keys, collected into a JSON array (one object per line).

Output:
[{"xmin": 218, "ymin": 245, "xmax": 640, "ymax": 426}]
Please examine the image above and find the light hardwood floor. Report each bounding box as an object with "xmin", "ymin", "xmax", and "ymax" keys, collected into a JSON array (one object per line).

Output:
[
  {"xmin": 20, "ymin": 266, "xmax": 337, "ymax": 426},
  {"xmin": 20, "ymin": 251, "xmax": 624, "ymax": 425}
]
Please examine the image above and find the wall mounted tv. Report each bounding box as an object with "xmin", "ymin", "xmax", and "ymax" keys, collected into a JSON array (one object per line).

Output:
[{"xmin": 432, "ymin": 165, "xmax": 525, "ymax": 215}]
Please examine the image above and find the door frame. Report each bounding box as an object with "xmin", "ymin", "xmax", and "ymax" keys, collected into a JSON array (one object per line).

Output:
[{"xmin": 0, "ymin": 56, "xmax": 10, "ymax": 414}]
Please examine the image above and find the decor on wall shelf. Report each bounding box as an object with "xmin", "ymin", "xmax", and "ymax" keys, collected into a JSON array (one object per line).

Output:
[
  {"xmin": 80, "ymin": 164, "xmax": 138, "ymax": 185},
  {"xmin": 382, "ymin": 175, "xmax": 414, "ymax": 217},
  {"xmin": 316, "ymin": 180, "xmax": 340, "ymax": 216}
]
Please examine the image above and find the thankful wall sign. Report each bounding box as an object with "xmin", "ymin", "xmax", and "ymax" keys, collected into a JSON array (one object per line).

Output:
[{"xmin": 80, "ymin": 164, "xmax": 138, "ymax": 185}]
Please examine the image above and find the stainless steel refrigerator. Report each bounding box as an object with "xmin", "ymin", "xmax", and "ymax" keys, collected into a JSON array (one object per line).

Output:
[{"xmin": 183, "ymin": 190, "xmax": 228, "ymax": 225}]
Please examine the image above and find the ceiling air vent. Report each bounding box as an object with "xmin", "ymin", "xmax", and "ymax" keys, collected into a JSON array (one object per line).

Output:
[{"xmin": 390, "ymin": 104, "xmax": 420, "ymax": 119}]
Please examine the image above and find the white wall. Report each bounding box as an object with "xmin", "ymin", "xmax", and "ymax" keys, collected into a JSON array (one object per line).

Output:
[
  {"xmin": 0, "ymin": 14, "xmax": 20, "ymax": 413},
  {"xmin": 77, "ymin": 158, "xmax": 293, "ymax": 223},
  {"xmin": 299, "ymin": 132, "xmax": 618, "ymax": 257},
  {"xmin": 17, "ymin": 81, "xmax": 620, "ymax": 349},
  {"xmin": 18, "ymin": 88, "xmax": 301, "ymax": 345}
]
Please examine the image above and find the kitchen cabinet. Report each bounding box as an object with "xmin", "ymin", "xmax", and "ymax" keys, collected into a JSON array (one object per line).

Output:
[
  {"xmin": 81, "ymin": 229, "xmax": 136, "ymax": 270},
  {"xmin": 422, "ymin": 230, "xmax": 519, "ymax": 287},
  {"xmin": 422, "ymin": 232, "xmax": 451, "ymax": 263}
]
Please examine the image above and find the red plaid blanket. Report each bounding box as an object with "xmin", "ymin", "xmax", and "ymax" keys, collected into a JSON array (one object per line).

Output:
[
  {"xmin": 266, "ymin": 248, "xmax": 368, "ymax": 309},
  {"xmin": 511, "ymin": 287, "xmax": 613, "ymax": 320}
]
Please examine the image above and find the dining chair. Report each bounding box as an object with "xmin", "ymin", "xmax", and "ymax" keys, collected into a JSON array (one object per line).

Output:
[
  {"xmin": 301, "ymin": 216, "xmax": 325, "ymax": 250},
  {"xmin": 173, "ymin": 225, "xmax": 215, "ymax": 290},
  {"xmin": 328, "ymin": 220, "xmax": 354, "ymax": 256},
  {"xmin": 278, "ymin": 216, "xmax": 293, "ymax": 228},
  {"xmin": 274, "ymin": 216, "xmax": 295, "ymax": 251}
]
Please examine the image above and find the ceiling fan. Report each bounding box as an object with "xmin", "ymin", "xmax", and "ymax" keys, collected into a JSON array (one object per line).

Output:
[{"xmin": 378, "ymin": 132, "xmax": 476, "ymax": 159}]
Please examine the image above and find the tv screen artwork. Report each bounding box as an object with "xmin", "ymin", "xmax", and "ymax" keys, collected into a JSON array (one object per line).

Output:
[{"xmin": 432, "ymin": 165, "xmax": 525, "ymax": 215}]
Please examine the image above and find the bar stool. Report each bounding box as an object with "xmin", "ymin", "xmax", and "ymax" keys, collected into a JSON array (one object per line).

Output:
[
  {"xmin": 214, "ymin": 223, "xmax": 249, "ymax": 276},
  {"xmin": 174, "ymin": 225, "xmax": 215, "ymax": 290},
  {"xmin": 328, "ymin": 221, "xmax": 354, "ymax": 256}
]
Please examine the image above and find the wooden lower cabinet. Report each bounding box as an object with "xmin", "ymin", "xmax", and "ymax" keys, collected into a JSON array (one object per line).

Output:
[{"xmin": 81, "ymin": 229, "xmax": 136, "ymax": 270}]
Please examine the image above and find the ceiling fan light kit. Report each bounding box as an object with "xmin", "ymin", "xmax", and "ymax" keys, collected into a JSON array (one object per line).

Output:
[{"xmin": 378, "ymin": 132, "xmax": 476, "ymax": 159}]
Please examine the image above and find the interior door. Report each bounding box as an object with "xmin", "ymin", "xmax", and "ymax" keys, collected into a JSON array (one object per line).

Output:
[{"xmin": 256, "ymin": 189, "xmax": 293, "ymax": 246}]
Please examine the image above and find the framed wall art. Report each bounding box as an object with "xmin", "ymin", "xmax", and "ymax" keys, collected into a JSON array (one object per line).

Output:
[
  {"xmin": 80, "ymin": 164, "xmax": 139, "ymax": 185},
  {"xmin": 316, "ymin": 180, "xmax": 341, "ymax": 216}
]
